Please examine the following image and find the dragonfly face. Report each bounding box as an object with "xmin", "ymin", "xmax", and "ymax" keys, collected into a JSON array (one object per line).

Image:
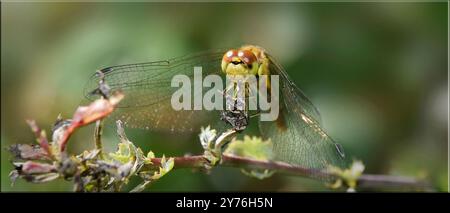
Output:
[
  {"xmin": 221, "ymin": 49, "xmax": 258, "ymax": 75},
  {"xmin": 221, "ymin": 45, "xmax": 270, "ymax": 77},
  {"xmin": 84, "ymin": 44, "xmax": 347, "ymax": 173}
]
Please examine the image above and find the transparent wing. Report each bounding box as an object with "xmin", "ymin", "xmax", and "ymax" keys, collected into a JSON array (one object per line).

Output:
[
  {"xmin": 259, "ymin": 54, "xmax": 346, "ymax": 174},
  {"xmin": 83, "ymin": 49, "xmax": 227, "ymax": 132}
]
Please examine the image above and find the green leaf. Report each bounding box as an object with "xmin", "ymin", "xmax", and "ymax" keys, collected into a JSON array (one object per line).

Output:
[
  {"xmin": 241, "ymin": 169, "xmax": 275, "ymax": 180},
  {"xmin": 224, "ymin": 136, "xmax": 274, "ymax": 161},
  {"xmin": 152, "ymin": 155, "xmax": 175, "ymax": 180},
  {"xmin": 132, "ymin": 156, "xmax": 174, "ymax": 192},
  {"xmin": 328, "ymin": 160, "xmax": 365, "ymax": 191},
  {"xmin": 143, "ymin": 151, "xmax": 155, "ymax": 164},
  {"xmin": 108, "ymin": 142, "xmax": 132, "ymax": 164},
  {"xmin": 199, "ymin": 126, "xmax": 217, "ymax": 149}
]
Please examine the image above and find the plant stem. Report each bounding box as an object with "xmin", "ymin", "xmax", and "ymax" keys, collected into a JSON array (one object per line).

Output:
[
  {"xmin": 357, "ymin": 174, "xmax": 433, "ymax": 191},
  {"xmin": 94, "ymin": 120, "xmax": 103, "ymax": 158},
  {"xmin": 147, "ymin": 154, "xmax": 433, "ymax": 191}
]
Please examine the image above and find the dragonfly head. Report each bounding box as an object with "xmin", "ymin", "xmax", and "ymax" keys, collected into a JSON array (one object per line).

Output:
[{"xmin": 221, "ymin": 49, "xmax": 259, "ymax": 75}]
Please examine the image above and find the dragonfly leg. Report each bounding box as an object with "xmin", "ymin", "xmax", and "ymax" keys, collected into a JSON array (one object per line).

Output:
[{"xmin": 249, "ymin": 110, "xmax": 261, "ymax": 118}]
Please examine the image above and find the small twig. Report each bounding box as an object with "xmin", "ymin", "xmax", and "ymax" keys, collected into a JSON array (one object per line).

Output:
[
  {"xmin": 357, "ymin": 174, "xmax": 433, "ymax": 191},
  {"xmin": 146, "ymin": 154, "xmax": 433, "ymax": 191},
  {"xmin": 150, "ymin": 155, "xmax": 206, "ymax": 169},
  {"xmin": 94, "ymin": 120, "xmax": 104, "ymax": 158}
]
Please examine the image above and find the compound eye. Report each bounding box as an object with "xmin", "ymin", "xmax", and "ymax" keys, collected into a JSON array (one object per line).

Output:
[
  {"xmin": 222, "ymin": 49, "xmax": 238, "ymax": 63},
  {"xmin": 238, "ymin": 50, "xmax": 257, "ymax": 65}
]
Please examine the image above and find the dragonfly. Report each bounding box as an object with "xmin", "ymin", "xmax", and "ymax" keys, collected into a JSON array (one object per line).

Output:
[{"xmin": 84, "ymin": 45, "xmax": 346, "ymax": 172}]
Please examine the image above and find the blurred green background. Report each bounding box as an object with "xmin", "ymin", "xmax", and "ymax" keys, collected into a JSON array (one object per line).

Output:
[{"xmin": 1, "ymin": 2, "xmax": 448, "ymax": 192}]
